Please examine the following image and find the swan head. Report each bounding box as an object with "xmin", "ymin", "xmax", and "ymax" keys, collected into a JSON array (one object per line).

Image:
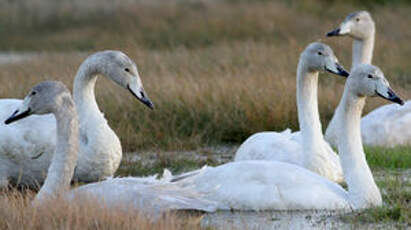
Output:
[
  {"xmin": 301, "ymin": 42, "xmax": 349, "ymax": 77},
  {"xmin": 326, "ymin": 11, "xmax": 375, "ymax": 40},
  {"xmin": 5, "ymin": 81, "xmax": 73, "ymax": 124},
  {"xmin": 93, "ymin": 50, "xmax": 154, "ymax": 109},
  {"xmin": 348, "ymin": 64, "xmax": 404, "ymax": 105}
]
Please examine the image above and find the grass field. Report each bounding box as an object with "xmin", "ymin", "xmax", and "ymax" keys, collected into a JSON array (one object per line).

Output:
[
  {"xmin": 1, "ymin": 0, "xmax": 411, "ymax": 150},
  {"xmin": 0, "ymin": 0, "xmax": 410, "ymax": 229}
]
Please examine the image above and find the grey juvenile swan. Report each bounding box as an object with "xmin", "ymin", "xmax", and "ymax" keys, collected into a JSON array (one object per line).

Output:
[
  {"xmin": 0, "ymin": 51, "xmax": 153, "ymax": 188},
  {"xmin": 5, "ymin": 81, "xmax": 216, "ymax": 214}
]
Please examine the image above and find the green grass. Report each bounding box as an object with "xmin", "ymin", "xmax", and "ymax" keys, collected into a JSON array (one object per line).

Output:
[
  {"xmin": 365, "ymin": 146, "xmax": 411, "ymax": 169},
  {"xmin": 342, "ymin": 171, "xmax": 410, "ymax": 225}
]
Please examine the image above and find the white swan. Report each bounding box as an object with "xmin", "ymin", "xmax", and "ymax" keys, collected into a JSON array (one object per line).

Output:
[
  {"xmin": 234, "ymin": 42, "xmax": 348, "ymax": 183},
  {"xmin": 4, "ymin": 81, "xmax": 216, "ymax": 213},
  {"xmin": 0, "ymin": 51, "xmax": 154, "ymax": 188},
  {"xmin": 325, "ymin": 11, "xmax": 410, "ymax": 147},
  {"xmin": 170, "ymin": 64, "xmax": 403, "ymax": 211}
]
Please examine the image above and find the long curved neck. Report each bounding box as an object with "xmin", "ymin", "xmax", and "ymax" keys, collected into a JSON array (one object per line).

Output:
[
  {"xmin": 73, "ymin": 55, "xmax": 105, "ymax": 123},
  {"xmin": 352, "ymin": 33, "xmax": 374, "ymax": 70},
  {"xmin": 296, "ymin": 59, "xmax": 324, "ymax": 171},
  {"xmin": 337, "ymin": 87, "xmax": 381, "ymax": 209},
  {"xmin": 34, "ymin": 100, "xmax": 79, "ymax": 203}
]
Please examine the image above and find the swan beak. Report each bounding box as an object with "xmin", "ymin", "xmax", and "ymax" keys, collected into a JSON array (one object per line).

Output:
[
  {"xmin": 4, "ymin": 108, "xmax": 31, "ymax": 125},
  {"xmin": 326, "ymin": 28, "xmax": 341, "ymax": 37},
  {"xmin": 127, "ymin": 85, "xmax": 154, "ymax": 109},
  {"xmin": 376, "ymin": 88, "xmax": 405, "ymax": 105},
  {"xmin": 327, "ymin": 21, "xmax": 351, "ymax": 37},
  {"xmin": 326, "ymin": 62, "xmax": 350, "ymax": 78}
]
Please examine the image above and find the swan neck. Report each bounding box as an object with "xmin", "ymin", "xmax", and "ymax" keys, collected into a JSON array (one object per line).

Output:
[
  {"xmin": 337, "ymin": 87, "xmax": 381, "ymax": 209},
  {"xmin": 296, "ymin": 60, "xmax": 325, "ymax": 168},
  {"xmin": 73, "ymin": 56, "xmax": 102, "ymax": 120},
  {"xmin": 352, "ymin": 34, "xmax": 374, "ymax": 70},
  {"xmin": 35, "ymin": 100, "xmax": 79, "ymax": 202}
]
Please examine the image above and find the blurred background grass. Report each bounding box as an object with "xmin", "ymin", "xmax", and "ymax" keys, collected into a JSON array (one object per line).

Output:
[{"xmin": 0, "ymin": 0, "xmax": 410, "ymax": 151}]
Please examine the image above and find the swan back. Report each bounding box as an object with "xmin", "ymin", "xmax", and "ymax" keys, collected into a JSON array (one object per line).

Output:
[
  {"xmin": 327, "ymin": 11, "xmax": 375, "ymax": 40},
  {"xmin": 300, "ymin": 42, "xmax": 349, "ymax": 77}
]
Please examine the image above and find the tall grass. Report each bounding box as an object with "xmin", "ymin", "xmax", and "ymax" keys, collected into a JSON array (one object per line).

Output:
[
  {"xmin": 0, "ymin": 0, "xmax": 410, "ymax": 151},
  {"xmin": 0, "ymin": 190, "xmax": 204, "ymax": 230}
]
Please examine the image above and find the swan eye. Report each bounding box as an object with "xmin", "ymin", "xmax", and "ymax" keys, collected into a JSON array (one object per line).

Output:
[
  {"xmin": 368, "ymin": 74, "xmax": 373, "ymax": 79},
  {"xmin": 125, "ymin": 68, "xmax": 130, "ymax": 72},
  {"xmin": 356, "ymin": 18, "xmax": 360, "ymax": 22},
  {"xmin": 317, "ymin": 52, "xmax": 323, "ymax": 56}
]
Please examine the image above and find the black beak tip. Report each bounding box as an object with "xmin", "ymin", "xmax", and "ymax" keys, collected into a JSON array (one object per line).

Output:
[
  {"xmin": 146, "ymin": 101, "xmax": 155, "ymax": 110},
  {"xmin": 4, "ymin": 110, "xmax": 18, "ymax": 125},
  {"xmin": 140, "ymin": 97, "xmax": 155, "ymax": 110},
  {"xmin": 395, "ymin": 97, "xmax": 405, "ymax": 106},
  {"xmin": 340, "ymin": 69, "xmax": 350, "ymax": 77},
  {"xmin": 326, "ymin": 28, "xmax": 341, "ymax": 37},
  {"xmin": 333, "ymin": 63, "xmax": 350, "ymax": 77},
  {"xmin": 4, "ymin": 109, "xmax": 31, "ymax": 125}
]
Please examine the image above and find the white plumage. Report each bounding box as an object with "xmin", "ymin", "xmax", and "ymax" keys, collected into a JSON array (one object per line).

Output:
[
  {"xmin": 234, "ymin": 43, "xmax": 346, "ymax": 183},
  {"xmin": 169, "ymin": 64, "xmax": 400, "ymax": 211},
  {"xmin": 325, "ymin": 11, "xmax": 410, "ymax": 147}
]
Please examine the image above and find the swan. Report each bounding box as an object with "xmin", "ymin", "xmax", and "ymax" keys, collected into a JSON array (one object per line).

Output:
[
  {"xmin": 325, "ymin": 11, "xmax": 410, "ymax": 147},
  {"xmin": 0, "ymin": 50, "xmax": 154, "ymax": 188},
  {"xmin": 168, "ymin": 64, "xmax": 403, "ymax": 211},
  {"xmin": 234, "ymin": 42, "xmax": 348, "ymax": 183},
  {"xmin": 4, "ymin": 81, "xmax": 217, "ymax": 213}
]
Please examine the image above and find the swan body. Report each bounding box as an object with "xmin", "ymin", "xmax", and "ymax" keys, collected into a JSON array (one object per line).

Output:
[
  {"xmin": 174, "ymin": 161, "xmax": 350, "ymax": 211},
  {"xmin": 4, "ymin": 81, "xmax": 216, "ymax": 214},
  {"xmin": 0, "ymin": 51, "xmax": 154, "ymax": 188},
  {"xmin": 172, "ymin": 64, "xmax": 402, "ymax": 211},
  {"xmin": 234, "ymin": 42, "xmax": 347, "ymax": 183},
  {"xmin": 325, "ymin": 11, "xmax": 410, "ymax": 147},
  {"xmin": 360, "ymin": 101, "xmax": 411, "ymax": 146}
]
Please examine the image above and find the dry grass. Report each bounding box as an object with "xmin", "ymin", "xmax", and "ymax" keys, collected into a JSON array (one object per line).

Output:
[
  {"xmin": 0, "ymin": 1, "xmax": 410, "ymax": 151},
  {"xmin": 0, "ymin": 190, "xmax": 205, "ymax": 230}
]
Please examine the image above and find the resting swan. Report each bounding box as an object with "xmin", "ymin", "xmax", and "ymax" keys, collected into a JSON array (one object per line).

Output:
[
  {"xmin": 234, "ymin": 42, "xmax": 348, "ymax": 183},
  {"xmin": 0, "ymin": 51, "xmax": 153, "ymax": 188},
  {"xmin": 170, "ymin": 64, "xmax": 403, "ymax": 211},
  {"xmin": 4, "ymin": 81, "xmax": 216, "ymax": 213},
  {"xmin": 325, "ymin": 11, "xmax": 410, "ymax": 147}
]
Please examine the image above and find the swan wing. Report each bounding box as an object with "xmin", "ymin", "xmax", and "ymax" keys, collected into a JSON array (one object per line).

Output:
[
  {"xmin": 69, "ymin": 176, "xmax": 218, "ymax": 214},
  {"xmin": 176, "ymin": 161, "xmax": 350, "ymax": 211}
]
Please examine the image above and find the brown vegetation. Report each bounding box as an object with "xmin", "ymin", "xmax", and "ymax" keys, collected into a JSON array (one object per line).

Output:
[{"xmin": 0, "ymin": 190, "xmax": 204, "ymax": 230}]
